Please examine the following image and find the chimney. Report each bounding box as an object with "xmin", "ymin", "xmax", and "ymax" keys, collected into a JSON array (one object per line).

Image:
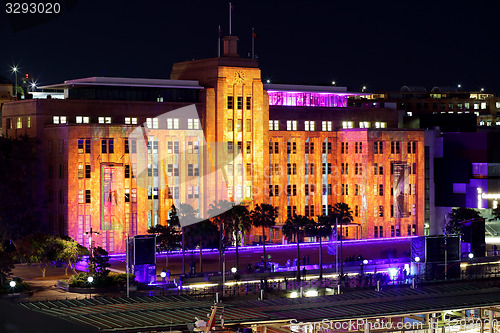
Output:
[{"xmin": 222, "ymin": 36, "xmax": 239, "ymax": 57}]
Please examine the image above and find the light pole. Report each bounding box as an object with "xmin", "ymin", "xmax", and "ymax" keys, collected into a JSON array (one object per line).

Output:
[
  {"xmin": 11, "ymin": 66, "xmax": 18, "ymax": 99},
  {"xmin": 85, "ymin": 227, "xmax": 100, "ymax": 273},
  {"xmin": 160, "ymin": 270, "xmax": 167, "ymax": 296},
  {"xmin": 87, "ymin": 276, "xmax": 94, "ymax": 299},
  {"xmin": 414, "ymin": 256, "xmax": 420, "ymax": 280}
]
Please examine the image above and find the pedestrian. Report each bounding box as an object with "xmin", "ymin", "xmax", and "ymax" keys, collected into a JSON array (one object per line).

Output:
[
  {"xmin": 166, "ymin": 269, "xmax": 171, "ymax": 284},
  {"xmin": 302, "ymin": 267, "xmax": 307, "ymax": 280}
]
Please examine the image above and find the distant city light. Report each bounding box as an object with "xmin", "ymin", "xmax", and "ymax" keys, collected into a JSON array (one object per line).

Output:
[
  {"xmin": 266, "ymin": 79, "xmax": 271, "ymax": 83},
  {"xmin": 481, "ymin": 88, "xmax": 485, "ymax": 92},
  {"xmin": 414, "ymin": 256, "xmax": 420, "ymax": 262},
  {"xmin": 457, "ymin": 84, "xmax": 462, "ymax": 88},
  {"xmin": 468, "ymin": 253, "xmax": 474, "ymax": 259},
  {"xmin": 231, "ymin": 267, "xmax": 237, "ymax": 274},
  {"xmin": 362, "ymin": 259, "xmax": 368, "ymax": 265},
  {"xmin": 331, "ymin": 81, "xmax": 336, "ymax": 85}
]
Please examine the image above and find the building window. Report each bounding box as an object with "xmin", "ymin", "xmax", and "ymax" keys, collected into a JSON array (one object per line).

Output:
[
  {"xmin": 78, "ymin": 190, "xmax": 84, "ymax": 204},
  {"xmin": 166, "ymin": 118, "xmax": 179, "ymax": 129},
  {"xmin": 236, "ymin": 96, "xmax": 243, "ymax": 109},
  {"xmin": 236, "ymin": 119, "xmax": 242, "ymax": 132},
  {"xmin": 379, "ymin": 184, "xmax": 383, "ymax": 196},
  {"xmin": 379, "ymin": 206, "xmax": 384, "ymax": 217},
  {"xmin": 16, "ymin": 117, "xmax": 22, "ymax": 129},
  {"xmin": 322, "ymin": 121, "xmax": 332, "ymax": 131},
  {"xmin": 227, "ymin": 141, "xmax": 234, "ymax": 154},
  {"xmin": 125, "ymin": 117, "xmax": 137, "ymax": 125},
  {"xmin": 391, "ymin": 141, "xmax": 400, "ymax": 154},
  {"xmin": 246, "ymin": 163, "xmax": 253, "ymax": 177},
  {"xmin": 125, "ymin": 164, "xmax": 130, "ymax": 178},
  {"xmin": 229, "ymin": 119, "xmax": 235, "ymax": 132},
  {"xmin": 355, "ymin": 184, "xmax": 359, "ymax": 196},
  {"xmin": 27, "ymin": 116, "xmax": 31, "ymax": 128},
  {"xmin": 246, "ymin": 141, "xmax": 251, "ymax": 154},
  {"xmin": 286, "ymin": 120, "xmax": 297, "ymax": 131},
  {"xmin": 85, "ymin": 190, "xmax": 91, "ymax": 204},
  {"xmin": 85, "ymin": 164, "xmax": 91, "ymax": 178},
  {"xmin": 188, "ymin": 118, "xmax": 200, "ymax": 129},
  {"xmin": 341, "ymin": 142, "xmax": 348, "ymax": 154},
  {"xmin": 273, "ymin": 120, "xmax": 279, "ymax": 130},
  {"xmin": 78, "ymin": 164, "xmax": 84, "ymax": 179},
  {"xmin": 246, "ymin": 96, "xmax": 251, "ymax": 110},
  {"xmin": 101, "ymin": 139, "xmax": 114, "ymax": 153},
  {"xmin": 188, "ymin": 164, "xmax": 193, "ymax": 176},
  {"xmin": 227, "ymin": 96, "xmax": 234, "ymax": 109}
]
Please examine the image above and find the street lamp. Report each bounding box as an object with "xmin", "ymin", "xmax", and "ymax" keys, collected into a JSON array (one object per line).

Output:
[
  {"xmin": 160, "ymin": 270, "xmax": 167, "ymax": 296},
  {"xmin": 468, "ymin": 252, "xmax": 474, "ymax": 259},
  {"xmin": 9, "ymin": 280, "xmax": 16, "ymax": 296},
  {"xmin": 414, "ymin": 256, "xmax": 420, "ymax": 280},
  {"xmin": 87, "ymin": 276, "xmax": 94, "ymax": 299},
  {"xmin": 11, "ymin": 66, "xmax": 18, "ymax": 98},
  {"xmin": 231, "ymin": 267, "xmax": 237, "ymax": 274}
]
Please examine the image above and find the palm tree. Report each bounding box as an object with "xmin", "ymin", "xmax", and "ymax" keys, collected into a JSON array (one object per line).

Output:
[
  {"xmin": 208, "ymin": 200, "xmax": 235, "ymax": 273},
  {"xmin": 283, "ymin": 215, "xmax": 313, "ymax": 279},
  {"xmin": 225, "ymin": 204, "xmax": 251, "ymax": 270},
  {"xmin": 250, "ymin": 204, "xmax": 277, "ymax": 272},
  {"xmin": 332, "ymin": 202, "xmax": 353, "ymax": 277},
  {"xmin": 184, "ymin": 220, "xmax": 219, "ymax": 273},
  {"xmin": 307, "ymin": 214, "xmax": 333, "ymax": 279}
]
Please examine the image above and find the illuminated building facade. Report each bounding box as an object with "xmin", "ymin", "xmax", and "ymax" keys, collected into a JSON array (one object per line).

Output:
[{"xmin": 2, "ymin": 37, "xmax": 426, "ymax": 252}]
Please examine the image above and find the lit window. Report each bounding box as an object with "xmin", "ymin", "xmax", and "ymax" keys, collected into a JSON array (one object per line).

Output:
[
  {"xmin": 359, "ymin": 121, "xmax": 370, "ymax": 128},
  {"xmin": 125, "ymin": 117, "xmax": 137, "ymax": 125},
  {"xmin": 474, "ymin": 103, "xmax": 479, "ymax": 110},
  {"xmin": 481, "ymin": 102, "xmax": 486, "ymax": 109},
  {"xmin": 269, "ymin": 120, "xmax": 273, "ymax": 131},
  {"xmin": 496, "ymin": 102, "xmax": 500, "ymax": 109},
  {"xmin": 27, "ymin": 116, "xmax": 31, "ymax": 128},
  {"xmin": 274, "ymin": 120, "xmax": 279, "ymax": 130},
  {"xmin": 16, "ymin": 117, "xmax": 22, "ymax": 129},
  {"xmin": 342, "ymin": 121, "xmax": 353, "ymax": 129},
  {"xmin": 53, "ymin": 116, "xmax": 60, "ymax": 124},
  {"xmin": 407, "ymin": 112, "xmax": 413, "ymax": 117},
  {"xmin": 76, "ymin": 116, "xmax": 83, "ymax": 124},
  {"xmin": 98, "ymin": 117, "xmax": 104, "ymax": 124}
]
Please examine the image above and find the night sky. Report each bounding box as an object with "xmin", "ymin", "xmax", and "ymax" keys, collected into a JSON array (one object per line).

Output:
[{"xmin": 2, "ymin": 0, "xmax": 499, "ymax": 93}]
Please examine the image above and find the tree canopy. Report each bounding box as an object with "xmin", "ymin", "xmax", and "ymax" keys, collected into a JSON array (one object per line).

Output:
[{"xmin": 446, "ymin": 207, "xmax": 482, "ymax": 234}]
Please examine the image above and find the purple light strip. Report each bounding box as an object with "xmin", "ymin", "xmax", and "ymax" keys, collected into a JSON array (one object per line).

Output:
[{"xmin": 107, "ymin": 236, "xmax": 416, "ymax": 259}]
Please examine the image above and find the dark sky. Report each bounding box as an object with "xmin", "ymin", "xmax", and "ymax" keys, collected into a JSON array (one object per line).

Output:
[{"xmin": 1, "ymin": 0, "xmax": 499, "ymax": 93}]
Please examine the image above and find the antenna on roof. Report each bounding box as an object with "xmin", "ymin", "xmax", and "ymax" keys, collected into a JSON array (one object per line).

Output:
[
  {"xmin": 218, "ymin": 25, "xmax": 222, "ymax": 57},
  {"xmin": 229, "ymin": 3, "xmax": 234, "ymax": 35}
]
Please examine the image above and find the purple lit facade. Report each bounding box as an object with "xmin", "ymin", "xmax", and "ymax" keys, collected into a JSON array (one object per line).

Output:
[{"xmin": 267, "ymin": 90, "xmax": 352, "ymax": 108}]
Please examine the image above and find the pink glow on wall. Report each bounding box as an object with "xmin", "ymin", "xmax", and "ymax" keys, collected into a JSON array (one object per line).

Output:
[{"xmin": 268, "ymin": 91, "xmax": 353, "ymax": 107}]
